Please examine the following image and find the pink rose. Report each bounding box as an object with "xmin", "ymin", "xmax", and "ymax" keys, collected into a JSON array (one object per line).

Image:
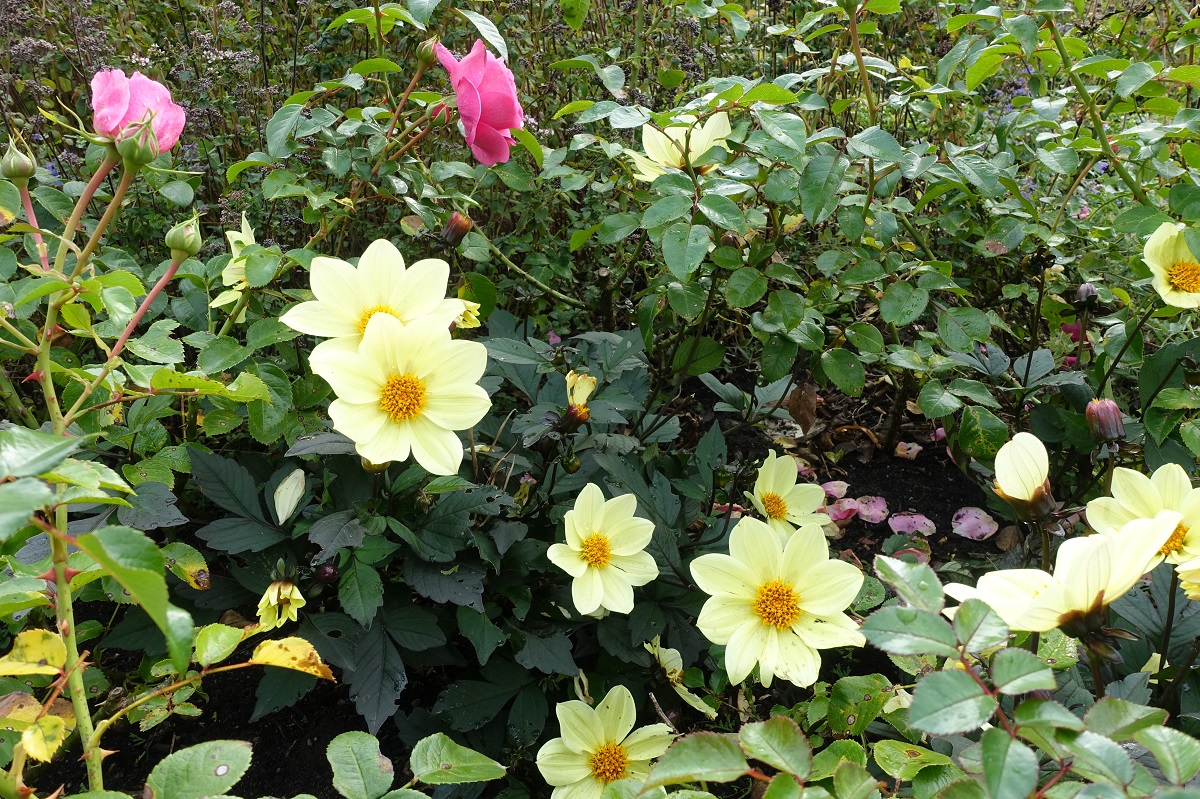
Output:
[
  {"xmin": 434, "ymin": 40, "xmax": 524, "ymax": 166},
  {"xmin": 91, "ymin": 69, "xmax": 185, "ymax": 155}
]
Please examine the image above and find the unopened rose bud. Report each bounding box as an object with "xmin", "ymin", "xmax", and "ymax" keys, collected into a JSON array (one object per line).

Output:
[
  {"xmin": 417, "ymin": 38, "xmax": 439, "ymax": 68},
  {"xmin": 1, "ymin": 139, "xmax": 36, "ymax": 186},
  {"xmin": 165, "ymin": 215, "xmax": 203, "ymax": 259},
  {"xmin": 1075, "ymin": 282, "xmax": 1098, "ymax": 308},
  {"xmin": 1085, "ymin": 398, "xmax": 1124, "ymax": 443},
  {"xmin": 116, "ymin": 121, "xmax": 160, "ymax": 167},
  {"xmin": 430, "ymin": 103, "xmax": 453, "ymax": 127},
  {"xmin": 442, "ymin": 212, "xmax": 473, "ymax": 246}
]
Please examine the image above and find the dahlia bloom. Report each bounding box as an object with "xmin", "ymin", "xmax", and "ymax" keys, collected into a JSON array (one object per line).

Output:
[{"xmin": 1145, "ymin": 222, "xmax": 1200, "ymax": 309}]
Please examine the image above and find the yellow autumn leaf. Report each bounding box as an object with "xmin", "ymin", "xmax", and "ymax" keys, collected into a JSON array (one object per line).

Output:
[
  {"xmin": 0, "ymin": 630, "xmax": 67, "ymax": 677},
  {"xmin": 249, "ymin": 637, "xmax": 334, "ymax": 681},
  {"xmin": 22, "ymin": 716, "xmax": 66, "ymax": 762}
]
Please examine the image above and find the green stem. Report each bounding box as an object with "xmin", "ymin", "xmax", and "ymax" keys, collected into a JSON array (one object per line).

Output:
[
  {"xmin": 1156, "ymin": 571, "xmax": 1180, "ymax": 703},
  {"xmin": 0, "ymin": 367, "xmax": 36, "ymax": 426},
  {"xmin": 68, "ymin": 167, "xmax": 137, "ymax": 282},
  {"xmin": 1046, "ymin": 18, "xmax": 1150, "ymax": 206},
  {"xmin": 216, "ymin": 289, "xmax": 253, "ymax": 337},
  {"xmin": 847, "ymin": 3, "xmax": 877, "ymax": 127},
  {"xmin": 1096, "ymin": 297, "xmax": 1158, "ymax": 397},
  {"xmin": 50, "ymin": 152, "xmax": 120, "ymax": 275},
  {"xmin": 485, "ymin": 239, "xmax": 585, "ymax": 308},
  {"xmin": 18, "ymin": 183, "xmax": 51, "ymax": 271}
]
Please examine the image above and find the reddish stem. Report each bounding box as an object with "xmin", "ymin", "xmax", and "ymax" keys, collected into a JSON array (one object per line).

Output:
[
  {"xmin": 108, "ymin": 257, "xmax": 183, "ymax": 362},
  {"xmin": 18, "ymin": 186, "xmax": 51, "ymax": 271}
]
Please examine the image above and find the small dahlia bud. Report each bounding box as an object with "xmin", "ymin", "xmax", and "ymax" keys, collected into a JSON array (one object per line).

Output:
[
  {"xmin": 361, "ymin": 457, "xmax": 391, "ymax": 474},
  {"xmin": 1, "ymin": 139, "xmax": 36, "ymax": 186},
  {"xmin": 417, "ymin": 37, "xmax": 439, "ymax": 68},
  {"xmin": 561, "ymin": 453, "xmax": 582, "ymax": 473},
  {"xmin": 561, "ymin": 370, "xmax": 597, "ymax": 430},
  {"xmin": 165, "ymin": 215, "xmax": 203, "ymax": 259},
  {"xmin": 1075, "ymin": 282, "xmax": 1098, "ymax": 305},
  {"xmin": 314, "ymin": 563, "xmax": 339, "ymax": 584},
  {"xmin": 442, "ymin": 211, "xmax": 474, "ymax": 246},
  {"xmin": 1085, "ymin": 398, "xmax": 1125, "ymax": 443}
]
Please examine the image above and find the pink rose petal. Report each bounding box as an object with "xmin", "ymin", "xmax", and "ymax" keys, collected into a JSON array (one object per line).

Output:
[
  {"xmin": 855, "ymin": 496, "xmax": 889, "ymax": 524},
  {"xmin": 894, "ymin": 442, "xmax": 922, "ymax": 460},
  {"xmin": 951, "ymin": 507, "xmax": 998, "ymax": 540},
  {"xmin": 930, "ymin": 427, "xmax": 946, "ymax": 442},
  {"xmin": 888, "ymin": 512, "xmax": 936, "ymax": 537},
  {"xmin": 822, "ymin": 480, "xmax": 849, "ymax": 499}
]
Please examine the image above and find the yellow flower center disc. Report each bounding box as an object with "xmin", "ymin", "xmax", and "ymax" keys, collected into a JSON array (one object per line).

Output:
[
  {"xmin": 379, "ymin": 374, "xmax": 427, "ymax": 422},
  {"xmin": 1160, "ymin": 522, "xmax": 1189, "ymax": 555},
  {"xmin": 760, "ymin": 492, "xmax": 788, "ymax": 520},
  {"xmin": 588, "ymin": 742, "xmax": 628, "ymax": 783},
  {"xmin": 580, "ymin": 533, "xmax": 612, "ymax": 567},
  {"xmin": 1167, "ymin": 260, "xmax": 1200, "ymax": 293},
  {"xmin": 753, "ymin": 579, "xmax": 801, "ymax": 629},
  {"xmin": 357, "ymin": 304, "xmax": 399, "ymax": 334}
]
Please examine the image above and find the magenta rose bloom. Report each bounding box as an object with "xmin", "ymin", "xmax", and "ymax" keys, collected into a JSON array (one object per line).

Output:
[
  {"xmin": 434, "ymin": 40, "xmax": 524, "ymax": 166},
  {"xmin": 91, "ymin": 69, "xmax": 186, "ymax": 155}
]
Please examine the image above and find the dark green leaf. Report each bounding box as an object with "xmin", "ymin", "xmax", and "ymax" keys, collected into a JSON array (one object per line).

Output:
[
  {"xmin": 146, "ymin": 741, "xmax": 252, "ymax": 799},
  {"xmin": 908, "ymin": 671, "xmax": 997, "ymax": 735},
  {"xmin": 327, "ymin": 731, "xmax": 394, "ymax": 799},
  {"xmin": 981, "ymin": 728, "xmax": 1038, "ymax": 799},
  {"xmin": 739, "ymin": 716, "xmax": 811, "ymax": 777},
  {"xmin": 644, "ymin": 733, "xmax": 750, "ymax": 789}
]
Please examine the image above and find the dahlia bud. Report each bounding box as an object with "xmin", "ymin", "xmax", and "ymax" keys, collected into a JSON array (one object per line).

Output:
[
  {"xmin": 1075, "ymin": 282, "xmax": 1098, "ymax": 308},
  {"xmin": 1, "ymin": 139, "xmax": 36, "ymax": 186},
  {"xmin": 442, "ymin": 212, "xmax": 474, "ymax": 246},
  {"xmin": 1085, "ymin": 398, "xmax": 1125, "ymax": 443},
  {"xmin": 165, "ymin": 215, "xmax": 203, "ymax": 259},
  {"xmin": 561, "ymin": 370, "xmax": 597, "ymax": 431},
  {"xmin": 417, "ymin": 37, "xmax": 440, "ymax": 68}
]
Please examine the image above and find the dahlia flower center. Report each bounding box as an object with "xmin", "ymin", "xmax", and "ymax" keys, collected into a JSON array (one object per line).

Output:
[
  {"xmin": 379, "ymin": 374, "xmax": 427, "ymax": 422},
  {"xmin": 1161, "ymin": 523, "xmax": 1189, "ymax": 555},
  {"xmin": 1167, "ymin": 260, "xmax": 1200, "ymax": 293},
  {"xmin": 760, "ymin": 492, "xmax": 788, "ymax": 520},
  {"xmin": 588, "ymin": 742, "xmax": 628, "ymax": 783},
  {"xmin": 580, "ymin": 533, "xmax": 612, "ymax": 567},
  {"xmin": 357, "ymin": 304, "xmax": 399, "ymax": 334},
  {"xmin": 753, "ymin": 579, "xmax": 801, "ymax": 629}
]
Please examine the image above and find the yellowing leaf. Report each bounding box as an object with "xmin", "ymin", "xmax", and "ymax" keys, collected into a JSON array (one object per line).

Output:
[
  {"xmin": 22, "ymin": 715, "xmax": 67, "ymax": 762},
  {"xmin": 0, "ymin": 630, "xmax": 67, "ymax": 676},
  {"xmin": 0, "ymin": 692, "xmax": 43, "ymax": 728},
  {"xmin": 250, "ymin": 637, "xmax": 334, "ymax": 681}
]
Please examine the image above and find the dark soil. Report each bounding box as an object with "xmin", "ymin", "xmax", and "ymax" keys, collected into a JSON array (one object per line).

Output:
[{"xmin": 31, "ymin": 667, "xmax": 379, "ymax": 799}]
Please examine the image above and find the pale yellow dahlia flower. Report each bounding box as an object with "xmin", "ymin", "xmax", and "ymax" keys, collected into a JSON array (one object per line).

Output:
[
  {"xmin": 1144, "ymin": 222, "xmax": 1200, "ymax": 309},
  {"xmin": 257, "ymin": 580, "xmax": 306, "ymax": 629},
  {"xmin": 644, "ymin": 636, "xmax": 717, "ymax": 719},
  {"xmin": 944, "ymin": 510, "xmax": 1180, "ymax": 635},
  {"xmin": 1086, "ymin": 463, "xmax": 1200, "ymax": 566},
  {"xmin": 280, "ymin": 238, "xmax": 469, "ymax": 348},
  {"xmin": 690, "ymin": 517, "xmax": 865, "ymax": 687},
  {"xmin": 309, "ymin": 313, "xmax": 490, "ymax": 475},
  {"xmin": 535, "ymin": 685, "xmax": 674, "ymax": 799},
  {"xmin": 746, "ymin": 450, "xmax": 827, "ymax": 539},
  {"xmin": 210, "ymin": 213, "xmax": 255, "ymax": 317},
  {"xmin": 547, "ymin": 483, "xmax": 659, "ymax": 615},
  {"xmin": 627, "ymin": 113, "xmax": 731, "ymax": 182}
]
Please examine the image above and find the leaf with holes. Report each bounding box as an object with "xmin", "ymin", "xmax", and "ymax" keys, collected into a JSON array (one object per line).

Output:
[{"xmin": 146, "ymin": 740, "xmax": 253, "ymax": 799}]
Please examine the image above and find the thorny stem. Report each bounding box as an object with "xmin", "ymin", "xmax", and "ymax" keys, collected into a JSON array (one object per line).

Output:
[
  {"xmin": 69, "ymin": 167, "xmax": 137, "ymax": 281},
  {"xmin": 51, "ymin": 152, "xmax": 120, "ymax": 275}
]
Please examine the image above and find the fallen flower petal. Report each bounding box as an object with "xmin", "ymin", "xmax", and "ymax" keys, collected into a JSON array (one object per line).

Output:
[
  {"xmin": 855, "ymin": 496, "xmax": 889, "ymax": 524},
  {"xmin": 822, "ymin": 480, "xmax": 849, "ymax": 499},
  {"xmin": 894, "ymin": 442, "xmax": 922, "ymax": 460},
  {"xmin": 951, "ymin": 507, "xmax": 998, "ymax": 540},
  {"xmin": 888, "ymin": 512, "xmax": 936, "ymax": 537}
]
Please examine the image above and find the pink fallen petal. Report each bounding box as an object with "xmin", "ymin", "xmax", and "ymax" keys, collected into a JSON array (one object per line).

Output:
[
  {"xmin": 855, "ymin": 496, "xmax": 889, "ymax": 524},
  {"xmin": 894, "ymin": 442, "xmax": 922, "ymax": 460},
  {"xmin": 822, "ymin": 480, "xmax": 849, "ymax": 499},
  {"xmin": 930, "ymin": 427, "xmax": 946, "ymax": 442},
  {"xmin": 888, "ymin": 512, "xmax": 936, "ymax": 537},
  {"xmin": 951, "ymin": 507, "xmax": 998, "ymax": 540},
  {"xmin": 822, "ymin": 498, "xmax": 859, "ymax": 523}
]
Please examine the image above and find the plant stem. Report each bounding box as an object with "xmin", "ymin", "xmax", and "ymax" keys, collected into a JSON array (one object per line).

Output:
[
  {"xmin": 18, "ymin": 183, "xmax": 51, "ymax": 271},
  {"xmin": 68, "ymin": 167, "xmax": 137, "ymax": 281},
  {"xmin": 0, "ymin": 368, "xmax": 36, "ymax": 426},
  {"xmin": 1096, "ymin": 297, "xmax": 1158, "ymax": 397},
  {"xmin": 846, "ymin": 3, "xmax": 877, "ymax": 126},
  {"xmin": 1046, "ymin": 18, "xmax": 1149, "ymax": 206},
  {"xmin": 1156, "ymin": 571, "xmax": 1180, "ymax": 702},
  {"xmin": 216, "ymin": 289, "xmax": 253, "ymax": 337},
  {"xmin": 485, "ymin": 238, "xmax": 585, "ymax": 308},
  {"xmin": 50, "ymin": 152, "xmax": 119, "ymax": 275}
]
